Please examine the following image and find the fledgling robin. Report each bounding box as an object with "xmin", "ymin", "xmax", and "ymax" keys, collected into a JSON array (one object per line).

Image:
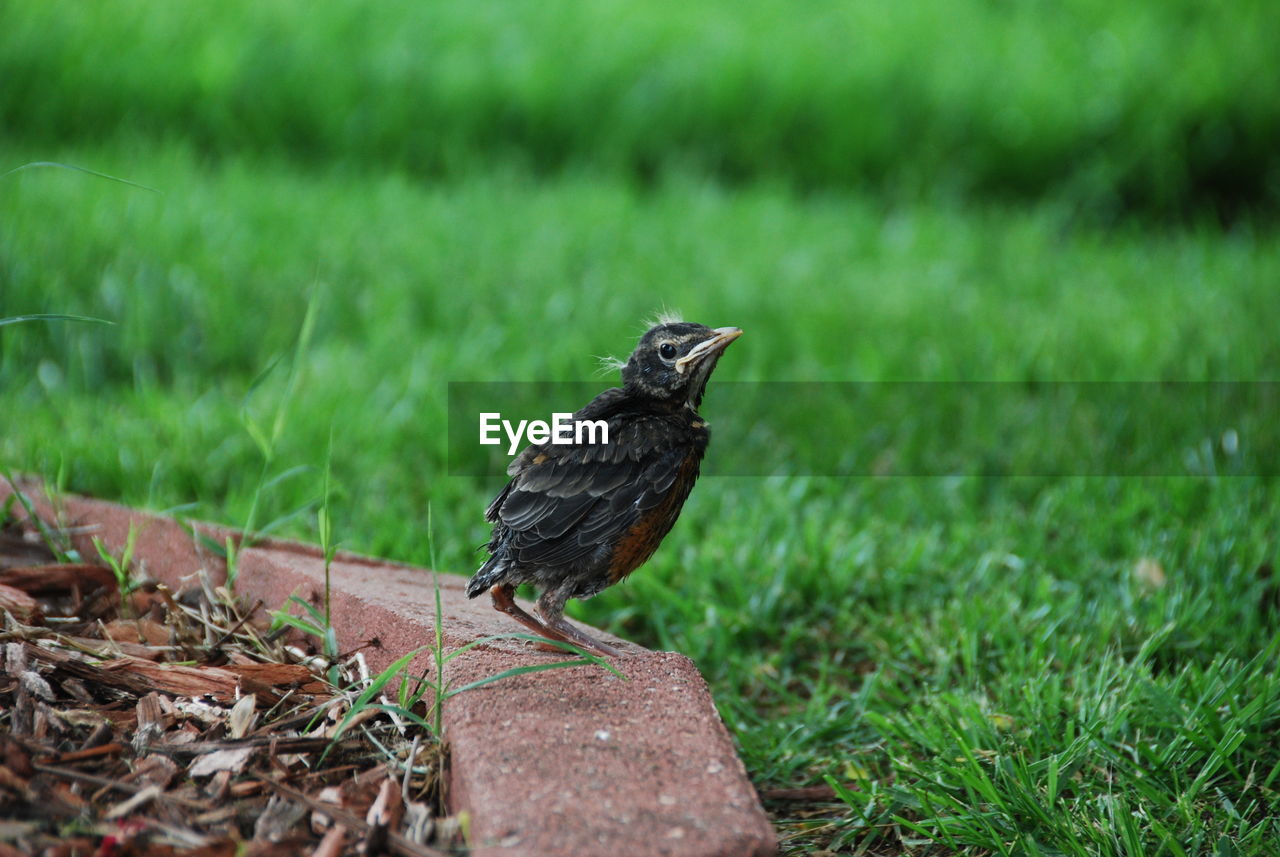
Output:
[{"xmin": 466, "ymin": 321, "xmax": 743, "ymax": 656}]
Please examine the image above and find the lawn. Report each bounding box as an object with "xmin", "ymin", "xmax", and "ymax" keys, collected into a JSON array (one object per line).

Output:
[{"xmin": 3, "ymin": 2, "xmax": 1279, "ymax": 854}]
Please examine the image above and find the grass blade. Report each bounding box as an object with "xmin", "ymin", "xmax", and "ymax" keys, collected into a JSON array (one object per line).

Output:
[
  {"xmin": 0, "ymin": 160, "xmax": 161, "ymax": 194},
  {"xmin": 446, "ymin": 660, "xmax": 610, "ymax": 697},
  {"xmin": 0, "ymin": 314, "xmax": 116, "ymax": 328}
]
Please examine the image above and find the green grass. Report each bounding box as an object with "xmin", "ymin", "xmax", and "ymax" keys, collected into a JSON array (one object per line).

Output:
[
  {"xmin": 3, "ymin": 1, "xmax": 1279, "ymax": 850},
  {"xmin": 3, "ymin": 0, "xmax": 1278, "ymax": 217},
  {"xmin": 2, "ymin": 143, "xmax": 1277, "ymax": 853}
]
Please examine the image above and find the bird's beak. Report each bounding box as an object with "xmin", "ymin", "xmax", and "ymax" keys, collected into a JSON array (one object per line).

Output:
[{"xmin": 675, "ymin": 327, "xmax": 743, "ymax": 375}]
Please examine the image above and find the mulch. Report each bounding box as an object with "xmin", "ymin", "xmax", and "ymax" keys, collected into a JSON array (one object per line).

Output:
[{"xmin": 0, "ymin": 501, "xmax": 459, "ymax": 857}]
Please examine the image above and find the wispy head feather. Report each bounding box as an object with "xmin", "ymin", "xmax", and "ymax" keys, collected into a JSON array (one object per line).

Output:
[
  {"xmin": 606, "ymin": 308, "xmax": 685, "ymax": 375},
  {"xmin": 594, "ymin": 353, "xmax": 627, "ymax": 376},
  {"xmin": 642, "ymin": 305, "xmax": 684, "ymax": 330}
]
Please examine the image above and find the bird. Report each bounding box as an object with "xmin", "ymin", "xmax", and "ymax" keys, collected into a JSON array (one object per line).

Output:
[{"xmin": 466, "ymin": 320, "xmax": 743, "ymax": 657}]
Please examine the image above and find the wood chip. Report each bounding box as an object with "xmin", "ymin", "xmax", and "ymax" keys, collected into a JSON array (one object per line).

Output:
[
  {"xmin": 189, "ymin": 746, "xmax": 255, "ymax": 778},
  {"xmin": 102, "ymin": 618, "xmax": 172, "ymax": 646},
  {"xmin": 3, "ymin": 642, "xmax": 28, "ymax": 676},
  {"xmin": 0, "ymin": 764, "xmax": 35, "ymax": 801},
  {"xmin": 0, "ymin": 564, "xmax": 117, "ymax": 594},
  {"xmin": 311, "ymin": 785, "xmax": 344, "ymax": 834},
  {"xmin": 19, "ymin": 670, "xmax": 55, "ymax": 702},
  {"xmin": 254, "ymin": 795, "xmax": 308, "ymax": 843},
  {"xmin": 154, "ymin": 735, "xmax": 335, "ymax": 757},
  {"xmin": 262, "ymin": 779, "xmax": 452, "ymax": 857},
  {"xmin": 125, "ymin": 754, "xmax": 180, "ymax": 790},
  {"xmin": 76, "ymin": 719, "xmax": 114, "ymax": 751},
  {"xmin": 94, "ymin": 656, "xmax": 328, "ymax": 704},
  {"xmin": 103, "ymin": 784, "xmax": 162, "ymax": 820},
  {"xmin": 135, "ymin": 691, "xmax": 172, "ymax": 750},
  {"xmin": 228, "ymin": 693, "xmax": 258, "ymax": 739},
  {"xmin": 207, "ymin": 769, "xmax": 233, "ymax": 802},
  {"xmin": 311, "ymin": 824, "xmax": 348, "ymax": 857},
  {"xmin": 364, "ymin": 776, "xmax": 404, "ymax": 855},
  {"xmin": 40, "ymin": 742, "xmax": 124, "ymax": 765},
  {"xmin": 0, "ymin": 583, "xmax": 42, "ymax": 624},
  {"xmin": 60, "ymin": 677, "xmax": 93, "ymax": 703}
]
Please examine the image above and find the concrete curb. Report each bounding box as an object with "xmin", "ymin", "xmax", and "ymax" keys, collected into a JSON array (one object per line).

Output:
[{"xmin": 2, "ymin": 482, "xmax": 777, "ymax": 857}]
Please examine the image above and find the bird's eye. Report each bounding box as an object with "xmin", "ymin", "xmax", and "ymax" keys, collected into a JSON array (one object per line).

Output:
[{"xmin": 658, "ymin": 342, "xmax": 678, "ymax": 361}]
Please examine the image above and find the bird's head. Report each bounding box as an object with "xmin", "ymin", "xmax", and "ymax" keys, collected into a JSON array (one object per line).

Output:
[{"xmin": 620, "ymin": 322, "xmax": 742, "ymax": 409}]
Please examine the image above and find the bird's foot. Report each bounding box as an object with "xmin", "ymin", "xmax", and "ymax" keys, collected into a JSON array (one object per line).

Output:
[
  {"xmin": 535, "ymin": 620, "xmax": 622, "ymax": 658},
  {"xmin": 488, "ymin": 584, "xmax": 622, "ymax": 658}
]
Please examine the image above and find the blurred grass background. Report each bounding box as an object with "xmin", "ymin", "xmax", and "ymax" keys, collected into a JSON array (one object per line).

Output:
[
  {"xmin": 2, "ymin": 1, "xmax": 1279, "ymax": 854},
  {"xmin": 3, "ymin": 0, "xmax": 1278, "ymax": 218}
]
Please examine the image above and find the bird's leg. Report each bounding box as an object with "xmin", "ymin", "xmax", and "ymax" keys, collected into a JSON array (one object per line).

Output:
[
  {"xmin": 535, "ymin": 587, "xmax": 622, "ymax": 658},
  {"xmin": 489, "ymin": 583, "xmax": 560, "ymax": 641},
  {"xmin": 488, "ymin": 584, "xmax": 622, "ymax": 657}
]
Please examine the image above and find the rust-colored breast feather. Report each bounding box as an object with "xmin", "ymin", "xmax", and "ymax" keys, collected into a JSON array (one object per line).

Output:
[{"xmin": 606, "ymin": 452, "xmax": 700, "ymax": 583}]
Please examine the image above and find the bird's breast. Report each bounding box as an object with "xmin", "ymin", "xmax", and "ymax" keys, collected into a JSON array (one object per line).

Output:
[{"xmin": 605, "ymin": 451, "xmax": 701, "ymax": 583}]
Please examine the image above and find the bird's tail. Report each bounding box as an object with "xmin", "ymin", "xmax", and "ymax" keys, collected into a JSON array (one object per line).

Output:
[{"xmin": 465, "ymin": 554, "xmax": 506, "ymax": 599}]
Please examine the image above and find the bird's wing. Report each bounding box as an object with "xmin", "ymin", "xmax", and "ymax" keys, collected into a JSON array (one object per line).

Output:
[{"xmin": 488, "ymin": 399, "xmax": 688, "ymax": 568}]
